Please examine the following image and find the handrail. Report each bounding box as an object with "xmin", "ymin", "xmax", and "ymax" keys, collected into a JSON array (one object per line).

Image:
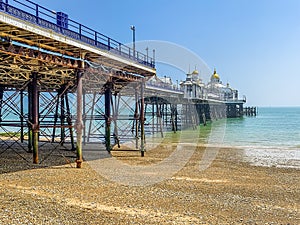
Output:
[
  {"xmin": 146, "ymin": 83, "xmax": 183, "ymax": 93},
  {"xmin": 0, "ymin": 0, "xmax": 155, "ymax": 68}
]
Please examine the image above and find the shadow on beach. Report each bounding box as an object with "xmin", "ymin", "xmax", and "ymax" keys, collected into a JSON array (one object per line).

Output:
[{"xmin": 0, "ymin": 141, "xmax": 77, "ymax": 174}]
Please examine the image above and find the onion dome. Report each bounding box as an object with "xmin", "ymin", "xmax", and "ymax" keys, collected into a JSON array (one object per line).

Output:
[
  {"xmin": 192, "ymin": 69, "xmax": 199, "ymax": 75},
  {"xmin": 211, "ymin": 68, "xmax": 220, "ymax": 80}
]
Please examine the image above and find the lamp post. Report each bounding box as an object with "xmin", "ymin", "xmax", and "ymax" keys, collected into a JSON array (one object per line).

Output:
[
  {"xmin": 146, "ymin": 47, "xmax": 148, "ymax": 62},
  {"xmin": 153, "ymin": 49, "xmax": 155, "ymax": 62},
  {"xmin": 130, "ymin": 25, "xmax": 135, "ymax": 59}
]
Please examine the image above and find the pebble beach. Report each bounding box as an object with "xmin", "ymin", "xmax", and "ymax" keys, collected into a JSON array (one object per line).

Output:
[{"xmin": 0, "ymin": 143, "xmax": 299, "ymax": 224}]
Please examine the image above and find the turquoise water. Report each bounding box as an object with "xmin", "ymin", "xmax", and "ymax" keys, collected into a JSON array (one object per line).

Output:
[
  {"xmin": 198, "ymin": 107, "xmax": 300, "ymax": 168},
  {"xmin": 223, "ymin": 107, "xmax": 300, "ymax": 148},
  {"xmin": 222, "ymin": 107, "xmax": 300, "ymax": 149}
]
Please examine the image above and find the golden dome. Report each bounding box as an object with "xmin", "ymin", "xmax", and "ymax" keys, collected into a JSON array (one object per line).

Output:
[
  {"xmin": 192, "ymin": 70, "xmax": 199, "ymax": 75},
  {"xmin": 211, "ymin": 69, "xmax": 220, "ymax": 80}
]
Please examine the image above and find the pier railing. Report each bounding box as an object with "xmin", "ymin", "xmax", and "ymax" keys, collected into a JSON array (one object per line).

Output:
[
  {"xmin": 0, "ymin": 0, "xmax": 155, "ymax": 68},
  {"xmin": 146, "ymin": 82, "xmax": 183, "ymax": 94}
]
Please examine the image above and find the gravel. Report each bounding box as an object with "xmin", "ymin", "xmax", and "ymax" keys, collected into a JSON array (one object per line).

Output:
[{"xmin": 0, "ymin": 145, "xmax": 299, "ymax": 224}]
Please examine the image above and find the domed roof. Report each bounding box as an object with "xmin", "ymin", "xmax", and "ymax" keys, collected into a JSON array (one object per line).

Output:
[
  {"xmin": 192, "ymin": 69, "xmax": 199, "ymax": 75},
  {"xmin": 211, "ymin": 69, "xmax": 220, "ymax": 80}
]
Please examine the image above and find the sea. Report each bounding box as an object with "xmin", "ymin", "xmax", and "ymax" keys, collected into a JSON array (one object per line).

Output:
[
  {"xmin": 1, "ymin": 103, "xmax": 299, "ymax": 168},
  {"xmin": 198, "ymin": 107, "xmax": 300, "ymax": 169}
]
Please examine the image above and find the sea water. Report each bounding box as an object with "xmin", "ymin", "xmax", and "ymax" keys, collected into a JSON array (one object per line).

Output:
[{"xmin": 200, "ymin": 107, "xmax": 300, "ymax": 168}]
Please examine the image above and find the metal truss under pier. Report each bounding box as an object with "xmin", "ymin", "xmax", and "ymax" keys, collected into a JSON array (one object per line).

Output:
[
  {"xmin": 0, "ymin": 0, "xmax": 155, "ymax": 167},
  {"xmin": 0, "ymin": 0, "xmax": 246, "ymax": 168}
]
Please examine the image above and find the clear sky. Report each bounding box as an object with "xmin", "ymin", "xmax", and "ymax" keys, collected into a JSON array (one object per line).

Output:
[{"xmin": 31, "ymin": 0, "xmax": 300, "ymax": 106}]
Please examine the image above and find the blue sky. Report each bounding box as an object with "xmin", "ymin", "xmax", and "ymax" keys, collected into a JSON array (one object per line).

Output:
[{"xmin": 31, "ymin": 0, "xmax": 300, "ymax": 106}]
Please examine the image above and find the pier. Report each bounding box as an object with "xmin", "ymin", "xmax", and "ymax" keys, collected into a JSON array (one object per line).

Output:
[
  {"xmin": 244, "ymin": 107, "xmax": 257, "ymax": 116},
  {"xmin": 0, "ymin": 0, "xmax": 246, "ymax": 166}
]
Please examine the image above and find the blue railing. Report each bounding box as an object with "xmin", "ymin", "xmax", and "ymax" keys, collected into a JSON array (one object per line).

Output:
[{"xmin": 0, "ymin": 0, "xmax": 155, "ymax": 68}]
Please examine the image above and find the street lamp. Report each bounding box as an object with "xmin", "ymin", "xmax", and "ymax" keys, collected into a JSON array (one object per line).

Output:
[
  {"xmin": 130, "ymin": 25, "xmax": 135, "ymax": 59},
  {"xmin": 145, "ymin": 47, "xmax": 148, "ymax": 62}
]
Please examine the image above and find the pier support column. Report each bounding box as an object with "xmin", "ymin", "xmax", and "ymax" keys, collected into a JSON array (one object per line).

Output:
[
  {"xmin": 105, "ymin": 83, "xmax": 112, "ymax": 152},
  {"xmin": 31, "ymin": 72, "xmax": 39, "ymax": 164},
  {"xmin": 20, "ymin": 90, "xmax": 24, "ymax": 142},
  {"xmin": 112, "ymin": 93, "xmax": 120, "ymax": 148},
  {"xmin": 140, "ymin": 79, "xmax": 145, "ymax": 157},
  {"xmin": 0, "ymin": 85, "xmax": 4, "ymax": 123},
  {"xmin": 83, "ymin": 89, "xmax": 86, "ymax": 145},
  {"xmin": 76, "ymin": 69, "xmax": 84, "ymax": 168},
  {"xmin": 65, "ymin": 92, "xmax": 75, "ymax": 150},
  {"xmin": 27, "ymin": 82, "xmax": 33, "ymax": 152},
  {"xmin": 60, "ymin": 87, "xmax": 65, "ymax": 145},
  {"xmin": 134, "ymin": 86, "xmax": 139, "ymax": 149}
]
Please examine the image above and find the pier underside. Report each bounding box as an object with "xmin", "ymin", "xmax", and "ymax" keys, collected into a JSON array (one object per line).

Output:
[
  {"xmin": 0, "ymin": 0, "xmax": 245, "ymax": 167},
  {"xmin": 0, "ymin": 22, "xmax": 154, "ymax": 166}
]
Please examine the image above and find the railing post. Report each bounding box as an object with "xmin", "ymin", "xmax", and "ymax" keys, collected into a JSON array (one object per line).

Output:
[
  {"xmin": 79, "ymin": 24, "xmax": 82, "ymax": 39},
  {"xmin": 35, "ymin": 4, "xmax": 39, "ymax": 23},
  {"xmin": 5, "ymin": 0, "xmax": 8, "ymax": 12},
  {"xmin": 108, "ymin": 38, "xmax": 111, "ymax": 50},
  {"xmin": 0, "ymin": 0, "xmax": 5, "ymax": 11},
  {"xmin": 95, "ymin": 31, "xmax": 97, "ymax": 46}
]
